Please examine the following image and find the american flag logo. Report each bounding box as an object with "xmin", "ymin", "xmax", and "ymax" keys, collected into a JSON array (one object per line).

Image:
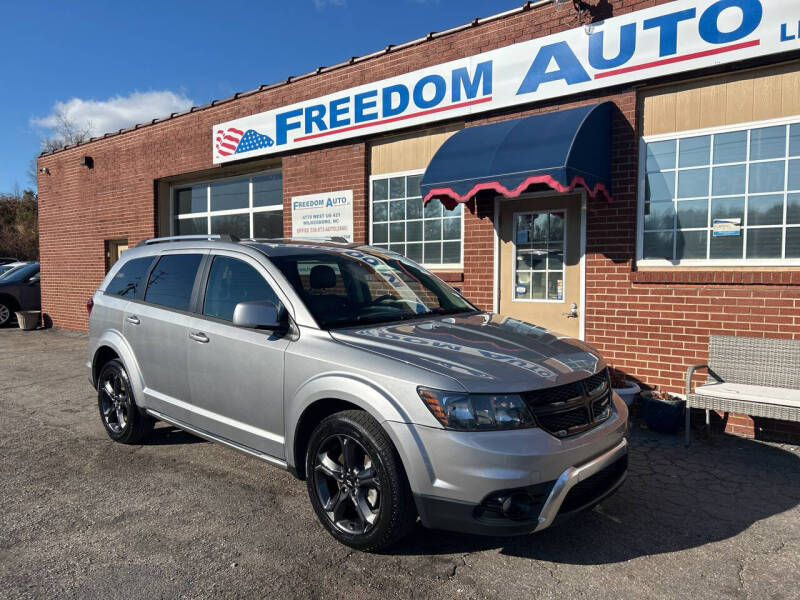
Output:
[{"xmin": 215, "ymin": 127, "xmax": 275, "ymax": 157}]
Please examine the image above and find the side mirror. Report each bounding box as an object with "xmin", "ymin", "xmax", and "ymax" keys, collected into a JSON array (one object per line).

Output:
[{"xmin": 232, "ymin": 300, "xmax": 287, "ymax": 332}]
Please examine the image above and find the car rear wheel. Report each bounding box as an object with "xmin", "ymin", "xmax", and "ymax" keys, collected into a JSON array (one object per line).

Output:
[
  {"xmin": 0, "ymin": 300, "xmax": 16, "ymax": 327},
  {"xmin": 97, "ymin": 359, "xmax": 154, "ymax": 444},
  {"xmin": 305, "ymin": 410, "xmax": 416, "ymax": 551}
]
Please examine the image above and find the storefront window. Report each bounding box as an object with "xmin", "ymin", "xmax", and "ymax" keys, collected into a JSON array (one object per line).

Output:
[
  {"xmin": 173, "ymin": 170, "xmax": 283, "ymax": 239},
  {"xmin": 640, "ymin": 121, "xmax": 800, "ymax": 263},
  {"xmin": 370, "ymin": 172, "xmax": 463, "ymax": 267}
]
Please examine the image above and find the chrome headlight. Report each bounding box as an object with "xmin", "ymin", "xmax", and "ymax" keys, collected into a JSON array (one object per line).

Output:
[{"xmin": 418, "ymin": 387, "xmax": 536, "ymax": 431}]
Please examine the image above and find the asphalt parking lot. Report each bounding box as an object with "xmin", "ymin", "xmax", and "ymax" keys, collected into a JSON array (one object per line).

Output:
[{"xmin": 1, "ymin": 328, "xmax": 799, "ymax": 599}]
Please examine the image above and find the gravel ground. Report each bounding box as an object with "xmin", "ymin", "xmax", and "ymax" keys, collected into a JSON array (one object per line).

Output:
[{"xmin": 1, "ymin": 328, "xmax": 799, "ymax": 599}]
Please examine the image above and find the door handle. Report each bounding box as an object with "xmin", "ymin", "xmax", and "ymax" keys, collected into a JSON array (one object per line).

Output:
[
  {"xmin": 126, "ymin": 315, "xmax": 141, "ymax": 325},
  {"xmin": 189, "ymin": 331, "xmax": 209, "ymax": 343}
]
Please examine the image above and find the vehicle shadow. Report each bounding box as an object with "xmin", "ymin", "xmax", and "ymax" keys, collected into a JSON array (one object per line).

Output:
[
  {"xmin": 143, "ymin": 424, "xmax": 208, "ymax": 446},
  {"xmin": 389, "ymin": 425, "xmax": 800, "ymax": 564}
]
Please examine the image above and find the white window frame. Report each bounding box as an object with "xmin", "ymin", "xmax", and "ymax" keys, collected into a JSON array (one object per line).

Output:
[
  {"xmin": 637, "ymin": 114, "xmax": 800, "ymax": 267},
  {"xmin": 368, "ymin": 168, "xmax": 465, "ymax": 270},
  {"xmin": 511, "ymin": 208, "xmax": 568, "ymax": 304},
  {"xmin": 170, "ymin": 168, "xmax": 283, "ymax": 238}
]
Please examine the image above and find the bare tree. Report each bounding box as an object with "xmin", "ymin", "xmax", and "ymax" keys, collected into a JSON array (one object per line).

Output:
[{"xmin": 39, "ymin": 111, "xmax": 93, "ymax": 153}]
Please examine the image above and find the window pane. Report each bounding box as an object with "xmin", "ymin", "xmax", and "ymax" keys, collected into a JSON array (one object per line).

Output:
[
  {"xmin": 145, "ymin": 254, "xmax": 203, "ymax": 311},
  {"xmin": 679, "ymin": 136, "xmax": 710, "ymax": 168},
  {"xmin": 372, "ymin": 201, "xmax": 388, "ymax": 222},
  {"xmin": 788, "ymin": 159, "xmax": 800, "ymax": 191},
  {"xmin": 443, "ymin": 217, "xmax": 460, "ymax": 240},
  {"xmin": 175, "ymin": 217, "xmax": 207, "ymax": 235},
  {"xmin": 791, "ymin": 124, "xmax": 800, "ymax": 157},
  {"xmin": 548, "ymin": 251, "xmax": 564, "ymax": 271},
  {"xmin": 713, "ymin": 131, "xmax": 747, "ymax": 164},
  {"xmin": 788, "ymin": 193, "xmax": 800, "ymax": 224},
  {"xmin": 389, "ymin": 244, "xmax": 404, "ymax": 255},
  {"xmin": 372, "ymin": 223, "xmax": 388, "ymax": 244},
  {"xmin": 442, "ymin": 241, "xmax": 460, "ymax": 264},
  {"xmin": 646, "ymin": 172, "xmax": 675, "ymax": 202},
  {"xmin": 389, "ymin": 222, "xmax": 404, "ymax": 243},
  {"xmin": 515, "ymin": 272, "xmax": 531, "ymax": 300},
  {"xmin": 677, "ymin": 230, "xmax": 707, "ymax": 259},
  {"xmin": 746, "ymin": 227, "xmax": 782, "ymax": 258},
  {"xmin": 787, "ymin": 228, "xmax": 800, "ymax": 258},
  {"xmin": 406, "ymin": 198, "xmax": 423, "ymax": 220},
  {"xmin": 677, "ymin": 168, "xmax": 709, "ymax": 198},
  {"xmin": 203, "ymin": 257, "xmax": 278, "ymax": 322},
  {"xmin": 389, "ymin": 200, "xmax": 405, "ymax": 221},
  {"xmin": 711, "ymin": 196, "xmax": 745, "ymax": 223},
  {"xmin": 712, "ymin": 165, "xmax": 746, "ymax": 196},
  {"xmin": 406, "ymin": 175, "xmax": 422, "ymax": 198},
  {"xmin": 106, "ymin": 257, "xmax": 153, "ymax": 298},
  {"xmin": 253, "ymin": 173, "xmax": 282, "ymax": 208},
  {"xmin": 747, "ymin": 194, "xmax": 784, "ymax": 226},
  {"xmin": 710, "ymin": 232, "xmax": 743, "ymax": 259},
  {"xmin": 547, "ymin": 275, "xmax": 561, "ymax": 301},
  {"xmin": 406, "ymin": 220, "xmax": 422, "ymax": 242},
  {"xmin": 646, "ymin": 140, "xmax": 676, "ymax": 172},
  {"xmin": 210, "ymin": 213, "xmax": 249, "ymax": 238},
  {"xmin": 424, "ymin": 242, "xmax": 441, "ymax": 264},
  {"xmin": 406, "ymin": 243, "xmax": 422, "ymax": 263},
  {"xmin": 389, "ymin": 177, "xmax": 405, "ymax": 199},
  {"xmin": 750, "ymin": 126, "xmax": 786, "ymax": 160},
  {"xmin": 549, "ymin": 212, "xmax": 565, "ymax": 242},
  {"xmin": 424, "ymin": 220, "xmax": 441, "ymax": 241},
  {"xmin": 749, "ymin": 161, "xmax": 785, "ymax": 193},
  {"xmin": 176, "ymin": 186, "xmax": 207, "ymax": 214},
  {"xmin": 372, "ymin": 179, "xmax": 388, "ymax": 201},
  {"xmin": 677, "ymin": 200, "xmax": 708, "ymax": 229},
  {"xmin": 424, "ymin": 199, "xmax": 443, "ymax": 219},
  {"xmin": 210, "ymin": 179, "xmax": 249, "ymax": 212},
  {"xmin": 643, "ymin": 231, "xmax": 673, "ymax": 260},
  {"xmin": 531, "ymin": 213, "xmax": 548, "ymax": 242},
  {"xmin": 644, "ymin": 202, "xmax": 675, "ymax": 231},
  {"xmin": 253, "ymin": 211, "xmax": 283, "ymax": 239},
  {"xmin": 531, "ymin": 272, "xmax": 546, "ymax": 300}
]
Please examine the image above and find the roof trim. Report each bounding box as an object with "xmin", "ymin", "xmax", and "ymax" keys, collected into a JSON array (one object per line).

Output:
[{"xmin": 39, "ymin": 0, "xmax": 554, "ymax": 158}]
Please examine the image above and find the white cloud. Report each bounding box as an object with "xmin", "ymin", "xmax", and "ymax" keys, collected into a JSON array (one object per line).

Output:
[
  {"xmin": 313, "ymin": 0, "xmax": 346, "ymax": 9},
  {"xmin": 31, "ymin": 90, "xmax": 194, "ymax": 138}
]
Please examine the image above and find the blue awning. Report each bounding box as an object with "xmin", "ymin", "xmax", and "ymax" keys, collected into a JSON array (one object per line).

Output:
[{"xmin": 421, "ymin": 102, "xmax": 614, "ymax": 209}]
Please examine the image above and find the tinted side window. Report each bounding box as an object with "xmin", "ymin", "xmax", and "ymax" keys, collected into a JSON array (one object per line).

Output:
[
  {"xmin": 203, "ymin": 256, "xmax": 279, "ymax": 321},
  {"xmin": 106, "ymin": 257, "xmax": 153, "ymax": 298},
  {"xmin": 144, "ymin": 254, "xmax": 203, "ymax": 311}
]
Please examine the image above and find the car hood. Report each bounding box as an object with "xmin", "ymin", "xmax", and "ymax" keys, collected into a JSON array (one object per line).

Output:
[{"xmin": 330, "ymin": 313, "xmax": 605, "ymax": 393}]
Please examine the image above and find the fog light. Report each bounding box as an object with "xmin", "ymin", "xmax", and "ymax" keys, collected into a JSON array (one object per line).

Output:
[{"xmin": 502, "ymin": 492, "xmax": 535, "ymax": 521}]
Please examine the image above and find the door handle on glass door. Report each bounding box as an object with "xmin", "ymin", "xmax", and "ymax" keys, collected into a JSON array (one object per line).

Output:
[
  {"xmin": 126, "ymin": 315, "xmax": 140, "ymax": 325},
  {"xmin": 189, "ymin": 332, "xmax": 209, "ymax": 343}
]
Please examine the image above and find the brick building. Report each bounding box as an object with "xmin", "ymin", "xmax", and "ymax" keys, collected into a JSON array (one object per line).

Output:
[{"xmin": 37, "ymin": 0, "xmax": 800, "ymax": 440}]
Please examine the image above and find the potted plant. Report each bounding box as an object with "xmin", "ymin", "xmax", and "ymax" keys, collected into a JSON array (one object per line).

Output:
[
  {"xmin": 609, "ymin": 368, "xmax": 640, "ymax": 407},
  {"xmin": 641, "ymin": 389, "xmax": 685, "ymax": 434},
  {"xmin": 15, "ymin": 310, "xmax": 41, "ymax": 331}
]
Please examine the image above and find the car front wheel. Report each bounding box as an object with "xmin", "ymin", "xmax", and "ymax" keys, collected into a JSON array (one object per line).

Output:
[
  {"xmin": 305, "ymin": 410, "xmax": 416, "ymax": 551},
  {"xmin": 0, "ymin": 300, "xmax": 15, "ymax": 327}
]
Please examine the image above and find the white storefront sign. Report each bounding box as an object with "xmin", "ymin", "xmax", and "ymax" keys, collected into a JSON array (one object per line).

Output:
[
  {"xmin": 291, "ymin": 190, "xmax": 354, "ymax": 242},
  {"xmin": 213, "ymin": 0, "xmax": 800, "ymax": 164}
]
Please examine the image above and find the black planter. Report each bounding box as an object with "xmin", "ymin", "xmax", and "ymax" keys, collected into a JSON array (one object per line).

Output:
[{"xmin": 642, "ymin": 393, "xmax": 685, "ymax": 434}]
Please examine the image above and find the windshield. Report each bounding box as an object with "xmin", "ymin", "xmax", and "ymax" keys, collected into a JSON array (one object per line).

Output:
[
  {"xmin": 0, "ymin": 263, "xmax": 38, "ymax": 282},
  {"xmin": 270, "ymin": 248, "xmax": 476, "ymax": 329}
]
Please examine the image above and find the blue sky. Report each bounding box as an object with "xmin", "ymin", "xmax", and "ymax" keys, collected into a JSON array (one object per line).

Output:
[{"xmin": 0, "ymin": 0, "xmax": 523, "ymax": 193}]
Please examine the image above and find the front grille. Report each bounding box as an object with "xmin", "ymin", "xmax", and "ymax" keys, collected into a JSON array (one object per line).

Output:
[
  {"xmin": 521, "ymin": 368, "xmax": 611, "ymax": 438},
  {"xmin": 559, "ymin": 454, "xmax": 628, "ymax": 514}
]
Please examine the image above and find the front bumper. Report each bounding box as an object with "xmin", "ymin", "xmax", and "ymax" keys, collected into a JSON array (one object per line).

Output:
[{"xmin": 414, "ymin": 438, "xmax": 628, "ymax": 536}]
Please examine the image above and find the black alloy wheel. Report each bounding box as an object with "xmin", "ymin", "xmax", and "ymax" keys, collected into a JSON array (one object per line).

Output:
[
  {"xmin": 306, "ymin": 410, "xmax": 416, "ymax": 551},
  {"xmin": 97, "ymin": 359, "xmax": 153, "ymax": 444},
  {"xmin": 0, "ymin": 302, "xmax": 13, "ymax": 327}
]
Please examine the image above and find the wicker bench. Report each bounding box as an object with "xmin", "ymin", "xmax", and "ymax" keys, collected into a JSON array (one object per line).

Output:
[{"xmin": 685, "ymin": 335, "xmax": 800, "ymax": 445}]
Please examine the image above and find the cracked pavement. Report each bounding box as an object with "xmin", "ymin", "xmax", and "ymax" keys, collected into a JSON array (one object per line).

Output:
[{"xmin": 1, "ymin": 328, "xmax": 799, "ymax": 599}]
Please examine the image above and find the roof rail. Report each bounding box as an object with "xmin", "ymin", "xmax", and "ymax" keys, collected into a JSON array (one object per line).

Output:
[
  {"xmin": 244, "ymin": 236, "xmax": 352, "ymax": 244},
  {"xmin": 136, "ymin": 234, "xmax": 240, "ymax": 247}
]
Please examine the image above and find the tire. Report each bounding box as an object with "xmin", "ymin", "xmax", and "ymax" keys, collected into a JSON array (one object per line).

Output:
[
  {"xmin": 97, "ymin": 359, "xmax": 154, "ymax": 444},
  {"xmin": 305, "ymin": 410, "xmax": 416, "ymax": 551},
  {"xmin": 0, "ymin": 299, "xmax": 16, "ymax": 327}
]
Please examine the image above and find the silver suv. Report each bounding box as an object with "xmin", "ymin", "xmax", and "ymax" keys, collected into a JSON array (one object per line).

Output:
[{"xmin": 88, "ymin": 235, "xmax": 628, "ymax": 551}]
